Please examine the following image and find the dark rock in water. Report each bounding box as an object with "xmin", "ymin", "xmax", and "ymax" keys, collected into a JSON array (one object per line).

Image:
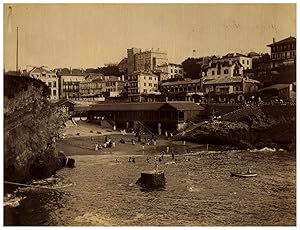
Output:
[
  {"xmin": 254, "ymin": 141, "xmax": 266, "ymax": 150},
  {"xmin": 66, "ymin": 158, "xmax": 75, "ymax": 168},
  {"xmin": 58, "ymin": 151, "xmax": 67, "ymax": 167},
  {"xmin": 239, "ymin": 140, "xmax": 255, "ymax": 150},
  {"xmin": 136, "ymin": 170, "xmax": 165, "ymax": 189}
]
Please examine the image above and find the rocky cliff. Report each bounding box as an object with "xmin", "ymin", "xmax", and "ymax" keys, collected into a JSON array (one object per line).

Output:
[
  {"xmin": 175, "ymin": 104, "xmax": 296, "ymax": 151},
  {"xmin": 4, "ymin": 75, "xmax": 67, "ymax": 183}
]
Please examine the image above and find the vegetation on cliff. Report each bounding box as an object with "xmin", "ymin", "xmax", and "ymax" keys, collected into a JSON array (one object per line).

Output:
[
  {"xmin": 175, "ymin": 104, "xmax": 296, "ymax": 151},
  {"xmin": 4, "ymin": 75, "xmax": 68, "ymax": 183}
]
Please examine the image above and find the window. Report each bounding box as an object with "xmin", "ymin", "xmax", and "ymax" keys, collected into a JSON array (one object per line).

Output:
[
  {"xmin": 217, "ymin": 69, "xmax": 221, "ymax": 75},
  {"xmin": 224, "ymin": 69, "xmax": 229, "ymax": 74},
  {"xmin": 175, "ymin": 70, "xmax": 178, "ymax": 73},
  {"xmin": 171, "ymin": 69, "xmax": 173, "ymax": 73},
  {"xmin": 48, "ymin": 82, "xmax": 52, "ymax": 87},
  {"xmin": 179, "ymin": 70, "xmax": 182, "ymax": 74},
  {"xmin": 53, "ymin": 81, "xmax": 57, "ymax": 87},
  {"xmin": 144, "ymin": 83, "xmax": 146, "ymax": 86},
  {"xmin": 144, "ymin": 89, "xmax": 147, "ymax": 93},
  {"xmin": 242, "ymin": 60, "xmax": 245, "ymax": 64},
  {"xmin": 247, "ymin": 60, "xmax": 249, "ymax": 65},
  {"xmin": 212, "ymin": 71, "xmax": 215, "ymax": 75},
  {"xmin": 149, "ymin": 83, "xmax": 152, "ymax": 87},
  {"xmin": 149, "ymin": 77, "xmax": 152, "ymax": 80},
  {"xmin": 53, "ymin": 89, "xmax": 56, "ymax": 96}
]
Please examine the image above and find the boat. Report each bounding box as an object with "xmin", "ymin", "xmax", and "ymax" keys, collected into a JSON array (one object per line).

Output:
[{"xmin": 230, "ymin": 172, "xmax": 257, "ymax": 177}]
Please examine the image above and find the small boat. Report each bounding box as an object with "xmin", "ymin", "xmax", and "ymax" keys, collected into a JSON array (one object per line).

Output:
[{"xmin": 230, "ymin": 172, "xmax": 257, "ymax": 177}]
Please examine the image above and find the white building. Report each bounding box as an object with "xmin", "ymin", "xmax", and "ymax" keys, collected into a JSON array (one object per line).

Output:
[
  {"xmin": 218, "ymin": 53, "xmax": 252, "ymax": 70},
  {"xmin": 26, "ymin": 66, "xmax": 59, "ymax": 100},
  {"xmin": 206, "ymin": 61, "xmax": 244, "ymax": 79},
  {"xmin": 156, "ymin": 63, "xmax": 183, "ymax": 81},
  {"xmin": 128, "ymin": 72, "xmax": 159, "ymax": 102}
]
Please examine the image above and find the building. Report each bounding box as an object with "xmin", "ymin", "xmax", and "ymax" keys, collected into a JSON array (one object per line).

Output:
[
  {"xmin": 54, "ymin": 98, "xmax": 76, "ymax": 115},
  {"xmin": 218, "ymin": 53, "xmax": 252, "ymax": 70},
  {"xmin": 122, "ymin": 48, "xmax": 168, "ymax": 76},
  {"xmin": 258, "ymin": 83, "xmax": 296, "ymax": 103},
  {"xmin": 203, "ymin": 77, "xmax": 260, "ymax": 103},
  {"xmin": 104, "ymin": 75, "xmax": 126, "ymax": 97},
  {"xmin": 267, "ymin": 36, "xmax": 296, "ymax": 68},
  {"xmin": 26, "ymin": 66, "xmax": 59, "ymax": 100},
  {"xmin": 160, "ymin": 79, "xmax": 202, "ymax": 94},
  {"xmin": 134, "ymin": 48, "xmax": 168, "ymax": 73},
  {"xmin": 57, "ymin": 68, "xmax": 86, "ymax": 99},
  {"xmin": 87, "ymin": 101, "xmax": 205, "ymax": 133},
  {"xmin": 79, "ymin": 74, "xmax": 126, "ymax": 99},
  {"xmin": 127, "ymin": 72, "xmax": 159, "ymax": 102},
  {"xmin": 156, "ymin": 63, "xmax": 183, "ymax": 81},
  {"xmin": 206, "ymin": 61, "xmax": 243, "ymax": 79},
  {"xmin": 79, "ymin": 73, "xmax": 106, "ymax": 99},
  {"xmin": 248, "ymin": 51, "xmax": 261, "ymax": 62},
  {"xmin": 127, "ymin": 48, "xmax": 141, "ymax": 76}
]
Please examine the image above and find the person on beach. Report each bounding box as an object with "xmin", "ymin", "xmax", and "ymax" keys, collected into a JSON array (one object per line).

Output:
[
  {"xmin": 128, "ymin": 157, "xmax": 132, "ymax": 162},
  {"xmin": 172, "ymin": 152, "xmax": 175, "ymax": 160},
  {"xmin": 132, "ymin": 157, "xmax": 135, "ymax": 163}
]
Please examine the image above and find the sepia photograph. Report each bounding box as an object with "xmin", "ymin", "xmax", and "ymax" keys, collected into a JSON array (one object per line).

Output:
[{"xmin": 3, "ymin": 2, "xmax": 296, "ymax": 226}]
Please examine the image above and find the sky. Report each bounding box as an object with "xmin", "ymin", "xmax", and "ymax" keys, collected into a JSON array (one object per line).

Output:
[{"xmin": 3, "ymin": 4, "xmax": 296, "ymax": 71}]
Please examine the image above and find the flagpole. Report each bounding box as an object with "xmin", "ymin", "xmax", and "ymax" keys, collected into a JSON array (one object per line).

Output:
[{"xmin": 16, "ymin": 26, "xmax": 19, "ymax": 73}]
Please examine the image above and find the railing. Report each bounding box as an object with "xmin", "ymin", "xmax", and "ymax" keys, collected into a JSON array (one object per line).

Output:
[{"xmin": 135, "ymin": 120, "xmax": 156, "ymax": 135}]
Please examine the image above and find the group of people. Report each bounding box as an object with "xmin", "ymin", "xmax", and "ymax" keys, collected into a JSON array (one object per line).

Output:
[{"xmin": 94, "ymin": 136, "xmax": 114, "ymax": 151}]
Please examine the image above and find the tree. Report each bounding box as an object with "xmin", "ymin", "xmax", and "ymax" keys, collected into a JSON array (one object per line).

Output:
[{"xmin": 181, "ymin": 58, "xmax": 203, "ymax": 79}]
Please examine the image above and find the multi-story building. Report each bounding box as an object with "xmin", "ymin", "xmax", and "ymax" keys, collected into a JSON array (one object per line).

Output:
[
  {"xmin": 26, "ymin": 66, "xmax": 59, "ymax": 100},
  {"xmin": 215, "ymin": 53, "xmax": 252, "ymax": 70},
  {"xmin": 121, "ymin": 48, "xmax": 168, "ymax": 76},
  {"xmin": 156, "ymin": 63, "xmax": 183, "ymax": 81},
  {"xmin": 134, "ymin": 48, "xmax": 168, "ymax": 73},
  {"xmin": 56, "ymin": 68, "xmax": 86, "ymax": 99},
  {"xmin": 160, "ymin": 78, "xmax": 202, "ymax": 95},
  {"xmin": 79, "ymin": 74, "xmax": 126, "ymax": 98},
  {"xmin": 79, "ymin": 73, "xmax": 106, "ymax": 98},
  {"xmin": 202, "ymin": 77, "xmax": 260, "ymax": 103},
  {"xmin": 104, "ymin": 75, "xmax": 126, "ymax": 97},
  {"xmin": 127, "ymin": 72, "xmax": 159, "ymax": 102},
  {"xmin": 206, "ymin": 61, "xmax": 243, "ymax": 79},
  {"xmin": 267, "ymin": 36, "xmax": 296, "ymax": 68}
]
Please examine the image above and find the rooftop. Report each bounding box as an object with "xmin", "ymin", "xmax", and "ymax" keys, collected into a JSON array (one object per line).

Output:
[
  {"xmin": 267, "ymin": 36, "xmax": 296, "ymax": 47},
  {"xmin": 89, "ymin": 102, "xmax": 204, "ymax": 112},
  {"xmin": 161, "ymin": 79, "xmax": 201, "ymax": 86},
  {"xmin": 203, "ymin": 77, "xmax": 260, "ymax": 85}
]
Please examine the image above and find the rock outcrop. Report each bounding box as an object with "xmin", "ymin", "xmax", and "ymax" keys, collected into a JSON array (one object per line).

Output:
[
  {"xmin": 174, "ymin": 104, "xmax": 296, "ymax": 151},
  {"xmin": 4, "ymin": 75, "xmax": 68, "ymax": 183}
]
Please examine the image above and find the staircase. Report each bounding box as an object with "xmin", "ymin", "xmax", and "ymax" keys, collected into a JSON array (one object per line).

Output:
[
  {"xmin": 220, "ymin": 105, "xmax": 263, "ymax": 122},
  {"xmin": 134, "ymin": 121, "xmax": 156, "ymax": 135}
]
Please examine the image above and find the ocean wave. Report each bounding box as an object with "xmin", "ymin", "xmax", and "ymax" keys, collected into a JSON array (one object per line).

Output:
[{"xmin": 4, "ymin": 194, "xmax": 26, "ymax": 208}]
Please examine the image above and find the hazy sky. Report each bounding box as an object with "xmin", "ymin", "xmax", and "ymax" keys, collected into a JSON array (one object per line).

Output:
[{"xmin": 4, "ymin": 4, "xmax": 296, "ymax": 71}]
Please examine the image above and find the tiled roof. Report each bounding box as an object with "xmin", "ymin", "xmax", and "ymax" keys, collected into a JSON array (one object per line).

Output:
[
  {"xmin": 55, "ymin": 98, "xmax": 76, "ymax": 106},
  {"xmin": 56, "ymin": 68, "xmax": 86, "ymax": 76},
  {"xmin": 267, "ymin": 36, "xmax": 296, "ymax": 47},
  {"xmin": 90, "ymin": 102, "xmax": 204, "ymax": 112},
  {"xmin": 29, "ymin": 67, "xmax": 56, "ymax": 75},
  {"xmin": 161, "ymin": 79, "xmax": 201, "ymax": 86},
  {"xmin": 248, "ymin": 51, "xmax": 260, "ymax": 57},
  {"xmin": 203, "ymin": 77, "xmax": 260, "ymax": 85}
]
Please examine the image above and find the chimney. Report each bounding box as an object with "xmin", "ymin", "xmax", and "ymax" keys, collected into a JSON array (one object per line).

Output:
[{"xmin": 273, "ymin": 37, "xmax": 275, "ymax": 43}]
